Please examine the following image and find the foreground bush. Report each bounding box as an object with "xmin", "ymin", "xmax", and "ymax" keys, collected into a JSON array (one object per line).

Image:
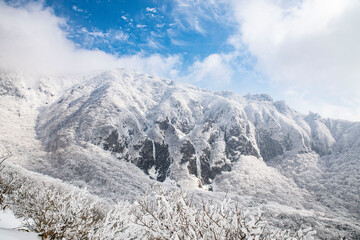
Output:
[
  {"xmin": 0, "ymin": 165, "xmax": 108, "ymax": 239},
  {"xmin": 133, "ymin": 186, "xmax": 315, "ymax": 240},
  {"xmin": 0, "ymin": 151, "xmax": 12, "ymax": 205},
  {"xmin": 0, "ymin": 164, "xmax": 315, "ymax": 239}
]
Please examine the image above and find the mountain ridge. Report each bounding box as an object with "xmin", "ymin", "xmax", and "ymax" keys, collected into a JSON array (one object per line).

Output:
[{"xmin": 1, "ymin": 68, "xmax": 359, "ymax": 238}]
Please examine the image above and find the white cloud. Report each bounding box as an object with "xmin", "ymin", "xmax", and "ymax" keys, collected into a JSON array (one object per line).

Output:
[
  {"xmin": 78, "ymin": 27, "xmax": 130, "ymax": 47},
  {"xmin": 72, "ymin": 5, "xmax": 84, "ymax": 13},
  {"xmin": 230, "ymin": 0, "xmax": 360, "ymax": 121},
  {"xmin": 146, "ymin": 7, "xmax": 157, "ymax": 13},
  {"xmin": 180, "ymin": 53, "xmax": 235, "ymax": 89},
  {"xmin": 0, "ymin": 1, "xmax": 179, "ymax": 77},
  {"xmin": 115, "ymin": 54, "xmax": 181, "ymax": 79},
  {"xmin": 171, "ymin": 0, "xmax": 230, "ymax": 34},
  {"xmin": 193, "ymin": 16, "xmax": 205, "ymax": 34},
  {"xmin": 146, "ymin": 38, "xmax": 162, "ymax": 49},
  {"xmin": 155, "ymin": 23, "xmax": 165, "ymax": 28},
  {"xmin": 114, "ymin": 30, "xmax": 129, "ymax": 42},
  {"xmin": 283, "ymin": 88, "xmax": 360, "ymax": 121}
]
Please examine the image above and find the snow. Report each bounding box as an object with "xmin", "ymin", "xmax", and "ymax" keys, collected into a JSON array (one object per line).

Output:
[
  {"xmin": 152, "ymin": 139, "xmax": 156, "ymax": 162},
  {"xmin": 0, "ymin": 209, "xmax": 22, "ymax": 229},
  {"xmin": 0, "ymin": 229, "xmax": 39, "ymax": 240},
  {"xmin": 1, "ymin": 68, "xmax": 360, "ymax": 238},
  {"xmin": 0, "ymin": 209, "xmax": 40, "ymax": 240},
  {"xmin": 148, "ymin": 165, "xmax": 157, "ymax": 180},
  {"xmin": 213, "ymin": 155, "xmax": 309, "ymax": 208}
]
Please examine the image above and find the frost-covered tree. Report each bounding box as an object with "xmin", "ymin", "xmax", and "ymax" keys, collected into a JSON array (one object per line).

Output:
[
  {"xmin": 132, "ymin": 186, "xmax": 316, "ymax": 240},
  {"xmin": 0, "ymin": 164, "xmax": 315, "ymax": 240},
  {"xmin": 90, "ymin": 201, "xmax": 133, "ymax": 239},
  {"xmin": 0, "ymin": 165, "xmax": 107, "ymax": 239},
  {"xmin": 9, "ymin": 183, "xmax": 105, "ymax": 239},
  {"xmin": 0, "ymin": 150, "xmax": 13, "ymax": 205}
]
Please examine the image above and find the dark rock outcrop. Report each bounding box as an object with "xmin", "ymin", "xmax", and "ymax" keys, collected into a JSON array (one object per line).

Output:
[
  {"xmin": 180, "ymin": 141, "xmax": 198, "ymax": 176},
  {"xmin": 136, "ymin": 139, "xmax": 172, "ymax": 182},
  {"xmin": 256, "ymin": 130, "xmax": 284, "ymax": 162},
  {"xmin": 225, "ymin": 126, "xmax": 259, "ymax": 161},
  {"xmin": 102, "ymin": 130, "xmax": 125, "ymax": 153}
]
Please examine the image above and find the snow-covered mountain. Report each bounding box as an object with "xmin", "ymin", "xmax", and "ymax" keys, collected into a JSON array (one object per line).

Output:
[{"xmin": 1, "ymin": 68, "xmax": 359, "ymax": 238}]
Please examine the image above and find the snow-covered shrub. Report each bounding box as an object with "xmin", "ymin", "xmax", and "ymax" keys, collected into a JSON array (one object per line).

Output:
[
  {"xmin": 132, "ymin": 186, "xmax": 316, "ymax": 240},
  {"xmin": 266, "ymin": 227, "xmax": 316, "ymax": 240},
  {"xmin": 0, "ymin": 165, "xmax": 315, "ymax": 239},
  {"xmin": 0, "ymin": 165, "xmax": 109, "ymax": 239},
  {"xmin": 90, "ymin": 201, "xmax": 133, "ymax": 239},
  {"xmin": 0, "ymin": 151, "xmax": 13, "ymax": 205},
  {"xmin": 10, "ymin": 184, "xmax": 105, "ymax": 239}
]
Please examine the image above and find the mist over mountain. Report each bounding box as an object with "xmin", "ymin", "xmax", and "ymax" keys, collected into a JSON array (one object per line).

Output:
[{"xmin": 0, "ymin": 68, "xmax": 359, "ymax": 239}]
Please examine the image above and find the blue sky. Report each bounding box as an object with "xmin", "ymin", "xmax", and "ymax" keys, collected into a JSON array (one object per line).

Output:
[
  {"xmin": 54, "ymin": 0, "xmax": 272, "ymax": 95},
  {"xmin": 45, "ymin": 0, "xmax": 233, "ymax": 66},
  {"xmin": 1, "ymin": 0, "xmax": 360, "ymax": 121}
]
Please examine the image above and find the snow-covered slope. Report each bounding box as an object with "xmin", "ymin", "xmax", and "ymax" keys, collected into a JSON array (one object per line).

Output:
[{"xmin": 1, "ymin": 68, "xmax": 359, "ymax": 238}]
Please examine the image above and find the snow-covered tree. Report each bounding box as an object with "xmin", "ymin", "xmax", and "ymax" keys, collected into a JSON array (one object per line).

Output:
[
  {"xmin": 0, "ymin": 150, "xmax": 13, "ymax": 205},
  {"xmin": 0, "ymin": 165, "xmax": 315, "ymax": 240},
  {"xmin": 90, "ymin": 201, "xmax": 133, "ymax": 239},
  {"xmin": 132, "ymin": 186, "xmax": 316, "ymax": 240}
]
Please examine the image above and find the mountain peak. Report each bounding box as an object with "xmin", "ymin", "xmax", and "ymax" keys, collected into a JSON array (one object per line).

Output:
[
  {"xmin": 1, "ymin": 69, "xmax": 359, "ymax": 238},
  {"xmin": 244, "ymin": 93, "xmax": 273, "ymax": 102}
]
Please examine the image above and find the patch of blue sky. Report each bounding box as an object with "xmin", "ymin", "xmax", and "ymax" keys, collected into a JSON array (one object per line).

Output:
[{"xmin": 43, "ymin": 0, "xmax": 235, "ymax": 68}]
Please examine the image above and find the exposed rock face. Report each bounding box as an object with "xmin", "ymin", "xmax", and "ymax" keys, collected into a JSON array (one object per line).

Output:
[
  {"xmin": 199, "ymin": 148, "xmax": 212, "ymax": 184},
  {"xmin": 256, "ymin": 130, "xmax": 284, "ymax": 162},
  {"xmin": 180, "ymin": 141, "xmax": 197, "ymax": 176},
  {"xmin": 225, "ymin": 125, "xmax": 260, "ymax": 161},
  {"xmin": 136, "ymin": 139, "xmax": 171, "ymax": 182},
  {"xmin": 0, "ymin": 77, "xmax": 23, "ymax": 98},
  {"xmin": 305, "ymin": 113, "xmax": 335, "ymax": 156},
  {"xmin": 102, "ymin": 130, "xmax": 125, "ymax": 153}
]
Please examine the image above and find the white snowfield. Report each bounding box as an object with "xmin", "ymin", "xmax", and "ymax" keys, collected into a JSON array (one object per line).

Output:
[
  {"xmin": 0, "ymin": 68, "xmax": 359, "ymax": 238},
  {"xmin": 0, "ymin": 209, "xmax": 40, "ymax": 240}
]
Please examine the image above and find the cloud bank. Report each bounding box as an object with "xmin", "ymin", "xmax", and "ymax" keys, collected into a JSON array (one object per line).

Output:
[
  {"xmin": 171, "ymin": 0, "xmax": 360, "ymax": 120},
  {"xmin": 231, "ymin": 0, "xmax": 360, "ymax": 120},
  {"xmin": 0, "ymin": 1, "xmax": 180, "ymax": 77}
]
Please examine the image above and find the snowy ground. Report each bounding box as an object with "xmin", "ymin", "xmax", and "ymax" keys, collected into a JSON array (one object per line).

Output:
[
  {"xmin": 0, "ymin": 209, "xmax": 40, "ymax": 240},
  {"xmin": 0, "ymin": 69, "xmax": 359, "ymax": 238}
]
